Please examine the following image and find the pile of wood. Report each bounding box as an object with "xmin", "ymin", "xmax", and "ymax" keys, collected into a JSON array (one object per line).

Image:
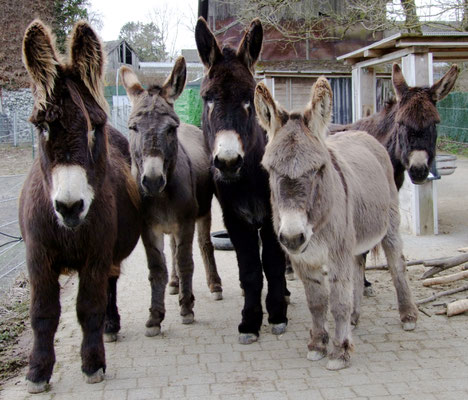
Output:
[{"xmin": 366, "ymin": 251, "xmax": 468, "ymax": 317}]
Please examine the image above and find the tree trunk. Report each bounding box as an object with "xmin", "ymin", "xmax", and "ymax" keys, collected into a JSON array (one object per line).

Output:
[{"xmin": 401, "ymin": 0, "xmax": 422, "ymax": 34}]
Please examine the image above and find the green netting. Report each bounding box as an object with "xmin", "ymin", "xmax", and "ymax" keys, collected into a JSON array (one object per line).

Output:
[
  {"xmin": 437, "ymin": 92, "xmax": 468, "ymax": 143},
  {"xmin": 174, "ymin": 86, "xmax": 203, "ymax": 128}
]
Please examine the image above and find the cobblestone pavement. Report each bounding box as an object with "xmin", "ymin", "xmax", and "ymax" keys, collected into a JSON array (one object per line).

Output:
[{"xmin": 2, "ymin": 161, "xmax": 468, "ymax": 400}]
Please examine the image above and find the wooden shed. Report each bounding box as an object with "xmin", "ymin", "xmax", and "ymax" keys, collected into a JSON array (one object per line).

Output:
[{"xmin": 104, "ymin": 40, "xmax": 140, "ymax": 72}]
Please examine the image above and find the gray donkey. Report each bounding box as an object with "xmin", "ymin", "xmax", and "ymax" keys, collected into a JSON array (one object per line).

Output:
[
  {"xmin": 120, "ymin": 57, "xmax": 222, "ymax": 337},
  {"xmin": 255, "ymin": 78, "xmax": 418, "ymax": 370}
]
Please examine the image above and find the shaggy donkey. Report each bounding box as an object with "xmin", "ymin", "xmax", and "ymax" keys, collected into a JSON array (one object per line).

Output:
[
  {"xmin": 330, "ymin": 63, "xmax": 459, "ymax": 190},
  {"xmin": 20, "ymin": 20, "xmax": 140, "ymax": 393},
  {"xmin": 255, "ymin": 78, "xmax": 418, "ymax": 370},
  {"xmin": 120, "ymin": 57, "xmax": 222, "ymax": 337}
]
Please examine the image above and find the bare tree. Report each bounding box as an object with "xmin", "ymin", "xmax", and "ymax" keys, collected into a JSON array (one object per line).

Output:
[
  {"xmin": 150, "ymin": 5, "xmax": 183, "ymax": 61},
  {"xmin": 226, "ymin": 0, "xmax": 467, "ymax": 43}
]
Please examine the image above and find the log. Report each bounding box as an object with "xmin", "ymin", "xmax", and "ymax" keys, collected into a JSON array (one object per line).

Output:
[
  {"xmin": 365, "ymin": 260, "xmax": 424, "ymax": 271},
  {"xmin": 416, "ymin": 284, "xmax": 468, "ymax": 305},
  {"xmin": 422, "ymin": 270, "xmax": 468, "ymax": 287},
  {"xmin": 447, "ymin": 299, "xmax": 468, "ymax": 317},
  {"xmin": 421, "ymin": 253, "xmax": 468, "ymax": 279}
]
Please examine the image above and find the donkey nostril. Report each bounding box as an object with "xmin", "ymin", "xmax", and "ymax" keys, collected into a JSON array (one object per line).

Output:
[
  {"xmin": 279, "ymin": 233, "xmax": 285, "ymax": 245},
  {"xmin": 214, "ymin": 155, "xmax": 222, "ymax": 170},
  {"xmin": 55, "ymin": 199, "xmax": 84, "ymax": 216},
  {"xmin": 298, "ymin": 233, "xmax": 305, "ymax": 245},
  {"xmin": 234, "ymin": 154, "xmax": 243, "ymax": 169}
]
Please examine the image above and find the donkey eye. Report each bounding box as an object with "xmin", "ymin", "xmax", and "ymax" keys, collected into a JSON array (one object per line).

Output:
[
  {"xmin": 129, "ymin": 124, "xmax": 138, "ymax": 132},
  {"xmin": 207, "ymin": 100, "xmax": 214, "ymax": 110},
  {"xmin": 243, "ymin": 101, "xmax": 250, "ymax": 111},
  {"xmin": 39, "ymin": 122, "xmax": 50, "ymax": 141}
]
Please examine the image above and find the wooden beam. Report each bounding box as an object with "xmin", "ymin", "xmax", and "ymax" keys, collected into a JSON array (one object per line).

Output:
[
  {"xmin": 363, "ymin": 49, "xmax": 384, "ymax": 58},
  {"xmin": 352, "ymin": 47, "xmax": 422, "ymax": 69}
]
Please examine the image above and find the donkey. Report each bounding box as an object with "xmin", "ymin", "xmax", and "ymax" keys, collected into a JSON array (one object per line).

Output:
[
  {"xmin": 195, "ymin": 18, "xmax": 288, "ymax": 343},
  {"xmin": 329, "ymin": 63, "xmax": 459, "ymax": 190},
  {"xmin": 20, "ymin": 20, "xmax": 141, "ymax": 393},
  {"xmin": 255, "ymin": 78, "xmax": 418, "ymax": 370},
  {"xmin": 120, "ymin": 57, "xmax": 223, "ymax": 337}
]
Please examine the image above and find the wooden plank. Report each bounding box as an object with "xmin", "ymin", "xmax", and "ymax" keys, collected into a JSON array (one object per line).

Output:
[
  {"xmin": 364, "ymin": 49, "xmax": 384, "ymax": 58},
  {"xmin": 351, "ymin": 47, "xmax": 420, "ymax": 69}
]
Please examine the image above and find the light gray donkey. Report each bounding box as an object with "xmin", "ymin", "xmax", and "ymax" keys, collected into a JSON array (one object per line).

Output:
[
  {"xmin": 120, "ymin": 57, "xmax": 223, "ymax": 337},
  {"xmin": 255, "ymin": 78, "xmax": 418, "ymax": 370}
]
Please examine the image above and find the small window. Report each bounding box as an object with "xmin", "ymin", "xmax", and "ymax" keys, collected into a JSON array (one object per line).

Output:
[
  {"xmin": 119, "ymin": 43, "xmax": 124, "ymax": 63},
  {"xmin": 125, "ymin": 44, "xmax": 132, "ymax": 65}
]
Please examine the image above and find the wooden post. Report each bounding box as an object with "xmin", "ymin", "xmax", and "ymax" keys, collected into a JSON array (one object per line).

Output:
[
  {"xmin": 351, "ymin": 66, "xmax": 375, "ymax": 122},
  {"xmin": 399, "ymin": 52, "xmax": 437, "ymax": 235}
]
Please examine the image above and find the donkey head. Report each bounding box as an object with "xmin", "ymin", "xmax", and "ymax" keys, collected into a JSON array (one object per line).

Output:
[
  {"xmin": 257, "ymin": 78, "xmax": 334, "ymax": 254},
  {"xmin": 195, "ymin": 17, "xmax": 263, "ymax": 181},
  {"xmin": 23, "ymin": 20, "xmax": 108, "ymax": 229},
  {"xmin": 392, "ymin": 63, "xmax": 458, "ymax": 184},
  {"xmin": 120, "ymin": 57, "xmax": 186, "ymax": 196}
]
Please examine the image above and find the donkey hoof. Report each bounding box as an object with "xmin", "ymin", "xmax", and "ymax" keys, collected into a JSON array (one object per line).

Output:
[
  {"xmin": 271, "ymin": 322, "xmax": 287, "ymax": 335},
  {"xmin": 168, "ymin": 285, "xmax": 179, "ymax": 295},
  {"xmin": 307, "ymin": 350, "xmax": 326, "ymax": 361},
  {"xmin": 403, "ymin": 321, "xmax": 416, "ymax": 331},
  {"xmin": 103, "ymin": 332, "xmax": 117, "ymax": 343},
  {"xmin": 145, "ymin": 326, "xmax": 161, "ymax": 337},
  {"xmin": 326, "ymin": 358, "xmax": 349, "ymax": 371},
  {"xmin": 239, "ymin": 333, "xmax": 258, "ymax": 345},
  {"xmin": 84, "ymin": 368, "xmax": 105, "ymax": 384},
  {"xmin": 27, "ymin": 380, "xmax": 49, "ymax": 394},
  {"xmin": 363, "ymin": 286, "xmax": 376, "ymax": 297},
  {"xmin": 181, "ymin": 313, "xmax": 194, "ymax": 324},
  {"xmin": 211, "ymin": 291, "xmax": 223, "ymax": 301}
]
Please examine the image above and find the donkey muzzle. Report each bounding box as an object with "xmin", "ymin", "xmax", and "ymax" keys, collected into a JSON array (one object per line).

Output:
[
  {"xmin": 141, "ymin": 174, "xmax": 166, "ymax": 195},
  {"xmin": 279, "ymin": 232, "xmax": 306, "ymax": 253},
  {"xmin": 408, "ymin": 150, "xmax": 429, "ymax": 184},
  {"xmin": 55, "ymin": 199, "xmax": 84, "ymax": 228},
  {"xmin": 213, "ymin": 130, "xmax": 244, "ymax": 178}
]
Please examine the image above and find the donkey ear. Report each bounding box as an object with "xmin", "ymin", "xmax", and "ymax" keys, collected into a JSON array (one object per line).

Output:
[
  {"xmin": 392, "ymin": 63, "xmax": 409, "ymax": 101},
  {"xmin": 254, "ymin": 82, "xmax": 287, "ymax": 137},
  {"xmin": 22, "ymin": 19, "xmax": 60, "ymax": 110},
  {"xmin": 69, "ymin": 21, "xmax": 107, "ymax": 110},
  {"xmin": 195, "ymin": 17, "xmax": 222, "ymax": 69},
  {"xmin": 237, "ymin": 19, "xmax": 263, "ymax": 73},
  {"xmin": 430, "ymin": 64, "xmax": 459, "ymax": 102},
  {"xmin": 120, "ymin": 66, "xmax": 144, "ymax": 105},
  {"xmin": 162, "ymin": 56, "xmax": 186, "ymax": 103},
  {"xmin": 304, "ymin": 77, "xmax": 333, "ymax": 140}
]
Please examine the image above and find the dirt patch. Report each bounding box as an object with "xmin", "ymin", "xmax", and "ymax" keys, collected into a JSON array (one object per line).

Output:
[
  {"xmin": 0, "ymin": 273, "xmax": 31, "ymax": 388},
  {"xmin": 0, "ymin": 144, "xmax": 34, "ymax": 176}
]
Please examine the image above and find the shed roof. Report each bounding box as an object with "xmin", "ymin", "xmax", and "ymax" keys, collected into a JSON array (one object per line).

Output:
[{"xmin": 337, "ymin": 32, "xmax": 468, "ymax": 68}]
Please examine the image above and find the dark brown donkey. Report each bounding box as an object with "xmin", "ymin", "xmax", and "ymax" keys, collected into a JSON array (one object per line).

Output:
[
  {"xmin": 20, "ymin": 20, "xmax": 141, "ymax": 393},
  {"xmin": 195, "ymin": 18, "xmax": 288, "ymax": 344},
  {"xmin": 330, "ymin": 63, "xmax": 459, "ymax": 190},
  {"xmin": 120, "ymin": 57, "xmax": 223, "ymax": 337}
]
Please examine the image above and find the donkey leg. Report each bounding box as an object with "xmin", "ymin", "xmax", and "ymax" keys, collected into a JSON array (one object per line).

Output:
[
  {"xmin": 327, "ymin": 261, "xmax": 354, "ymax": 371},
  {"xmin": 26, "ymin": 263, "xmax": 60, "ymax": 393},
  {"xmin": 104, "ymin": 273, "xmax": 120, "ymax": 343},
  {"xmin": 77, "ymin": 267, "xmax": 108, "ymax": 383},
  {"xmin": 381, "ymin": 215, "xmax": 418, "ymax": 330},
  {"xmin": 142, "ymin": 226, "xmax": 168, "ymax": 337},
  {"xmin": 352, "ymin": 255, "xmax": 365, "ymax": 327},
  {"xmin": 168, "ymin": 235, "xmax": 179, "ymax": 295},
  {"xmin": 197, "ymin": 212, "xmax": 223, "ymax": 300},
  {"xmin": 295, "ymin": 266, "xmax": 329, "ymax": 362},
  {"xmin": 260, "ymin": 221, "xmax": 288, "ymax": 335},
  {"xmin": 225, "ymin": 215, "xmax": 263, "ymax": 343},
  {"xmin": 174, "ymin": 223, "xmax": 196, "ymax": 324}
]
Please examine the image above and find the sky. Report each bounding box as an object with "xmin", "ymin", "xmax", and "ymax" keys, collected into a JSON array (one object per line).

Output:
[{"xmin": 89, "ymin": 0, "xmax": 199, "ymax": 54}]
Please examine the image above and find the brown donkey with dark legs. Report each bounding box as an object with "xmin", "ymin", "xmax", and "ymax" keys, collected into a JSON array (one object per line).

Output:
[
  {"xmin": 120, "ymin": 57, "xmax": 222, "ymax": 337},
  {"xmin": 256, "ymin": 78, "xmax": 418, "ymax": 371},
  {"xmin": 20, "ymin": 20, "xmax": 141, "ymax": 393}
]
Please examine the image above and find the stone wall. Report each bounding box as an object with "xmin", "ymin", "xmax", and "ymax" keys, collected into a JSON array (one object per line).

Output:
[{"xmin": 0, "ymin": 89, "xmax": 34, "ymax": 144}]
